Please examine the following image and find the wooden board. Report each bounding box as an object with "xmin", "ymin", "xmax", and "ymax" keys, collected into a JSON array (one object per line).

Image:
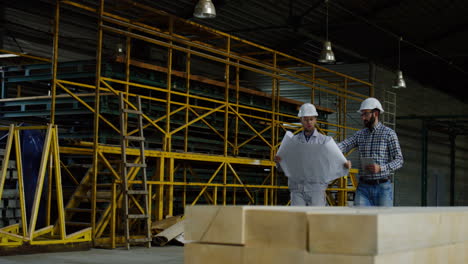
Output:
[
  {"xmin": 184, "ymin": 243, "xmax": 242, "ymax": 264},
  {"xmin": 185, "ymin": 206, "xmax": 245, "ymax": 244},
  {"xmin": 244, "ymin": 208, "xmax": 307, "ymax": 250},
  {"xmin": 306, "ymin": 242, "xmax": 468, "ymax": 264},
  {"xmin": 243, "ymin": 247, "xmax": 306, "ymax": 264},
  {"xmin": 185, "ymin": 242, "xmax": 468, "ymax": 264},
  {"xmin": 185, "ymin": 243, "xmax": 306, "ymax": 264},
  {"xmin": 307, "ymin": 208, "xmax": 468, "ymax": 255}
]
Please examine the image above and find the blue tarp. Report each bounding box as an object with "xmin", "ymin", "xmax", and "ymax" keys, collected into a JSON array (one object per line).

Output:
[{"xmin": 21, "ymin": 129, "xmax": 46, "ymax": 227}]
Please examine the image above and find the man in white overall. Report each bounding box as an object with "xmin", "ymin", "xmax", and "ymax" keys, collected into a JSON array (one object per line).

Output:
[{"xmin": 275, "ymin": 103, "xmax": 332, "ymax": 206}]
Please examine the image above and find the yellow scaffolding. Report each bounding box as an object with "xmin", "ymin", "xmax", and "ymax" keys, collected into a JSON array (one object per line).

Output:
[{"xmin": 0, "ymin": 0, "xmax": 372, "ymax": 249}]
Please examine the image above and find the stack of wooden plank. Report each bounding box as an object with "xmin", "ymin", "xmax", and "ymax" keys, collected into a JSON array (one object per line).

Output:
[
  {"xmin": 184, "ymin": 206, "xmax": 468, "ymax": 264},
  {"xmin": 0, "ymin": 189, "xmax": 20, "ymax": 227}
]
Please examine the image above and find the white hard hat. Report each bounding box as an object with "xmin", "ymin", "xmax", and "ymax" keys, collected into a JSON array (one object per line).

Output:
[
  {"xmin": 298, "ymin": 103, "xmax": 318, "ymax": 117},
  {"xmin": 358, "ymin": 97, "xmax": 384, "ymax": 113}
]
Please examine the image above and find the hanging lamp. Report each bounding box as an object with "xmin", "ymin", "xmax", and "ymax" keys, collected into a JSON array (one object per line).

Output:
[
  {"xmin": 193, "ymin": 0, "xmax": 216, "ymax": 19},
  {"xmin": 318, "ymin": 0, "xmax": 335, "ymax": 63},
  {"xmin": 393, "ymin": 37, "xmax": 406, "ymax": 89}
]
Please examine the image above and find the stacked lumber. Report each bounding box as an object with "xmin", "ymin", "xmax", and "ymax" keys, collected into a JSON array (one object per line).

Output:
[
  {"xmin": 0, "ymin": 159, "xmax": 21, "ymax": 228},
  {"xmin": 184, "ymin": 206, "xmax": 468, "ymax": 264}
]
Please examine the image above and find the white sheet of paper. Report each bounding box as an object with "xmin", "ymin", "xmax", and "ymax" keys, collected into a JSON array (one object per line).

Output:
[
  {"xmin": 276, "ymin": 132, "xmax": 349, "ymax": 183},
  {"xmin": 276, "ymin": 131, "xmax": 295, "ymax": 176}
]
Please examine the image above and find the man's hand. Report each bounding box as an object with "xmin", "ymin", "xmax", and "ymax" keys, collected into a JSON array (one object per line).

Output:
[
  {"xmin": 365, "ymin": 164, "xmax": 381, "ymax": 173},
  {"xmin": 274, "ymin": 155, "xmax": 281, "ymax": 162},
  {"xmin": 344, "ymin": 160, "xmax": 352, "ymax": 169}
]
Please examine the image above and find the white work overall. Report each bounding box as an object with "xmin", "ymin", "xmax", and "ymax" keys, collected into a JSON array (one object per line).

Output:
[{"xmin": 288, "ymin": 130, "xmax": 330, "ymax": 206}]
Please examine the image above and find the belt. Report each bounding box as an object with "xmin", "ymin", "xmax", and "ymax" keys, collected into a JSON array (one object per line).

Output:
[{"xmin": 359, "ymin": 177, "xmax": 389, "ymax": 185}]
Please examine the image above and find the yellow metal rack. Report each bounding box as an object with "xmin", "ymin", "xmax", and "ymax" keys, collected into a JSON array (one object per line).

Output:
[{"xmin": 0, "ymin": 0, "xmax": 371, "ymax": 249}]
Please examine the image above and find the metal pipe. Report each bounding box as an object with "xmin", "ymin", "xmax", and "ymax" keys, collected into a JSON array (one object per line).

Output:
[
  {"xmin": 91, "ymin": 0, "xmax": 104, "ymax": 240},
  {"xmin": 165, "ymin": 17, "xmax": 173, "ymax": 152},
  {"xmin": 421, "ymin": 120, "xmax": 428, "ymax": 206},
  {"xmin": 184, "ymin": 49, "xmax": 191, "ymax": 153},
  {"xmin": 168, "ymin": 158, "xmax": 174, "ymax": 216},
  {"xmin": 369, "ymin": 62, "xmax": 376, "ymax": 97},
  {"xmin": 111, "ymin": 182, "xmax": 116, "ymax": 248},
  {"xmin": 223, "ymin": 36, "xmax": 231, "ymax": 205},
  {"xmin": 52, "ymin": 126, "xmax": 66, "ymax": 239},
  {"xmin": 46, "ymin": 155, "xmax": 52, "ymax": 226},
  {"xmin": 14, "ymin": 129, "xmax": 28, "ymax": 237},
  {"xmin": 166, "ymin": 16, "xmax": 174, "ymax": 218},
  {"xmin": 157, "ymin": 157, "xmax": 164, "ymax": 220},
  {"xmin": 234, "ymin": 59, "xmax": 240, "ymax": 155},
  {"xmin": 1, "ymin": 71, "xmax": 5, "ymax": 99},
  {"xmin": 0, "ymin": 48, "xmax": 50, "ymax": 62},
  {"xmin": 50, "ymin": 0, "xmax": 60, "ymax": 124},
  {"xmin": 124, "ymin": 34, "xmax": 131, "ymax": 140},
  {"xmin": 183, "ymin": 164, "xmax": 187, "ymax": 210},
  {"xmin": 344, "ymin": 78, "xmax": 348, "ymax": 140},
  {"xmin": 184, "ymin": 47, "xmax": 191, "ymax": 211},
  {"xmin": 269, "ymin": 52, "xmax": 278, "ymax": 205},
  {"xmin": 450, "ymin": 134, "xmax": 456, "ymax": 206},
  {"xmin": 271, "ymin": 52, "xmax": 277, "ymax": 161}
]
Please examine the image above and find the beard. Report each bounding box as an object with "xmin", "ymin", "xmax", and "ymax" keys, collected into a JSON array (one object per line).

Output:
[{"xmin": 364, "ymin": 116, "xmax": 376, "ymax": 129}]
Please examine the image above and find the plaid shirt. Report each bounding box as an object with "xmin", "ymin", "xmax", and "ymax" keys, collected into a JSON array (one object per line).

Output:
[{"xmin": 338, "ymin": 122, "xmax": 403, "ymax": 180}]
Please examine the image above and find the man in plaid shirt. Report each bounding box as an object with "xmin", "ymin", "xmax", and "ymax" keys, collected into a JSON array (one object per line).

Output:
[{"xmin": 338, "ymin": 97, "xmax": 403, "ymax": 206}]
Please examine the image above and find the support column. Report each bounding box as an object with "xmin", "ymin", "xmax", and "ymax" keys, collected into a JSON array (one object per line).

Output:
[
  {"xmin": 269, "ymin": 52, "xmax": 278, "ymax": 205},
  {"xmin": 449, "ymin": 133, "xmax": 456, "ymax": 206},
  {"xmin": 223, "ymin": 36, "xmax": 231, "ymax": 206},
  {"xmin": 1, "ymin": 1, "xmax": 6, "ymax": 99},
  {"xmin": 50, "ymin": 0, "xmax": 60, "ymax": 124},
  {"xmin": 165, "ymin": 17, "xmax": 174, "ymax": 217},
  {"xmin": 91, "ymin": 0, "xmax": 104, "ymax": 240},
  {"xmin": 421, "ymin": 120, "xmax": 428, "ymax": 206}
]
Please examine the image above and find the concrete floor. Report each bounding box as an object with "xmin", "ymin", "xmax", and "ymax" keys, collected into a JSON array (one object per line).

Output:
[{"xmin": 1, "ymin": 246, "xmax": 184, "ymax": 264}]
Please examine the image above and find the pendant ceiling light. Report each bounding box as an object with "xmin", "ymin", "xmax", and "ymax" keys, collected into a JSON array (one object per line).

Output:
[
  {"xmin": 318, "ymin": 0, "xmax": 335, "ymax": 64},
  {"xmin": 193, "ymin": 0, "xmax": 216, "ymax": 19},
  {"xmin": 393, "ymin": 37, "xmax": 406, "ymax": 89}
]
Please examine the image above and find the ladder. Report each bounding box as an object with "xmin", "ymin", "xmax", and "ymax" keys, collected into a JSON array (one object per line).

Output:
[
  {"xmin": 119, "ymin": 93, "xmax": 151, "ymax": 249},
  {"xmin": 382, "ymin": 90, "xmax": 396, "ymax": 130}
]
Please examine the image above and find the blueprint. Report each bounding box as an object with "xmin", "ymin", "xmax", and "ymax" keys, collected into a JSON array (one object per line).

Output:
[{"xmin": 276, "ymin": 131, "xmax": 349, "ymax": 183}]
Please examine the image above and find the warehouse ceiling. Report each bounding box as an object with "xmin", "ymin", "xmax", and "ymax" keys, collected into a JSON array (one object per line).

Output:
[{"xmin": 1, "ymin": 0, "xmax": 468, "ymax": 102}]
